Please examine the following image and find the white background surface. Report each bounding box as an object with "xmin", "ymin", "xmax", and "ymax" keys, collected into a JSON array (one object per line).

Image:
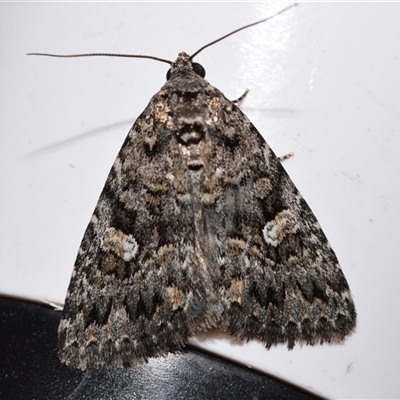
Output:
[{"xmin": 1, "ymin": 2, "xmax": 399, "ymax": 399}]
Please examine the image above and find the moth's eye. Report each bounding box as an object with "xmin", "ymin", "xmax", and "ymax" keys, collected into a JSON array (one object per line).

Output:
[
  {"xmin": 166, "ymin": 63, "xmax": 206, "ymax": 81},
  {"xmin": 192, "ymin": 62, "xmax": 206, "ymax": 78}
]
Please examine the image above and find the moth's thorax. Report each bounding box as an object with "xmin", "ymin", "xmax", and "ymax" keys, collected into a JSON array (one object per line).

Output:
[
  {"xmin": 170, "ymin": 89, "xmax": 210, "ymax": 170},
  {"xmin": 156, "ymin": 53, "xmax": 219, "ymax": 170}
]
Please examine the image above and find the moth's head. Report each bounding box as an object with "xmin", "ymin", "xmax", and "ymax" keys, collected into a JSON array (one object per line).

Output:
[{"xmin": 166, "ymin": 51, "xmax": 206, "ymax": 81}]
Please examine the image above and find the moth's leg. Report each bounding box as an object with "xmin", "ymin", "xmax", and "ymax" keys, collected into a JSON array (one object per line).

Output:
[
  {"xmin": 232, "ymin": 88, "xmax": 293, "ymax": 162},
  {"xmin": 278, "ymin": 151, "xmax": 294, "ymax": 163},
  {"xmin": 232, "ymin": 89, "xmax": 250, "ymax": 106}
]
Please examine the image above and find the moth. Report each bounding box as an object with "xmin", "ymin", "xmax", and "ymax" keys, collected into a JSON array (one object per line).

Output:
[{"xmin": 31, "ymin": 4, "xmax": 356, "ymax": 370}]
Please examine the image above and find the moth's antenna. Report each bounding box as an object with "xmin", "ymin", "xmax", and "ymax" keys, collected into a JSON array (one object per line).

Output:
[
  {"xmin": 189, "ymin": 3, "xmax": 298, "ymax": 61},
  {"xmin": 27, "ymin": 52, "xmax": 173, "ymax": 65},
  {"xmin": 27, "ymin": 3, "xmax": 297, "ymax": 64}
]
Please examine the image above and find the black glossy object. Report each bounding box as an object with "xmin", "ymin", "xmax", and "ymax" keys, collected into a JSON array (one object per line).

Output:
[{"xmin": 0, "ymin": 297, "xmax": 319, "ymax": 400}]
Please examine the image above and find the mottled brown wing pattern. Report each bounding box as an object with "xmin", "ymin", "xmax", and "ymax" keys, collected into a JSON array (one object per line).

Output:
[{"xmin": 58, "ymin": 53, "xmax": 356, "ymax": 370}]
